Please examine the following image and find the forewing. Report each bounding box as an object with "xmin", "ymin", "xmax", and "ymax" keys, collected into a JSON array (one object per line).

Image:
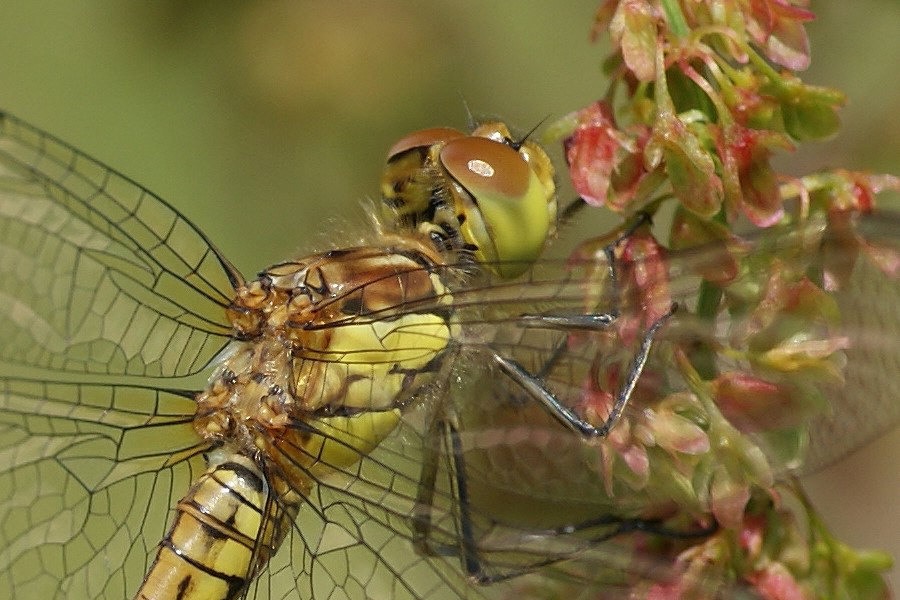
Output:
[
  {"xmin": 0, "ymin": 112, "xmax": 236, "ymax": 378},
  {"xmin": 445, "ymin": 211, "xmax": 900, "ymax": 475},
  {"xmin": 803, "ymin": 213, "xmax": 900, "ymax": 471},
  {"xmin": 0, "ymin": 113, "xmax": 234, "ymax": 597}
]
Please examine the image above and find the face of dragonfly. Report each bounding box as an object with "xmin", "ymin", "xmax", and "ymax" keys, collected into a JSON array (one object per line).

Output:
[{"xmin": 0, "ymin": 111, "xmax": 897, "ymax": 600}]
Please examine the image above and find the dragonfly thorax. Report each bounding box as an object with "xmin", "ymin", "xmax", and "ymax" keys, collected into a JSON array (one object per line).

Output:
[{"xmin": 196, "ymin": 242, "xmax": 459, "ymax": 458}]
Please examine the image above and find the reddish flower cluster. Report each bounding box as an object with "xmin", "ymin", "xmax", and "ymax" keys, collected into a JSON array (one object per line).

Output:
[
  {"xmin": 541, "ymin": 1, "xmax": 899, "ymax": 598},
  {"xmin": 569, "ymin": 0, "xmax": 852, "ymax": 225}
]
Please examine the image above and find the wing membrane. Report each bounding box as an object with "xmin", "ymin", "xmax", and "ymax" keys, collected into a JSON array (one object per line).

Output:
[
  {"xmin": 0, "ymin": 112, "xmax": 235, "ymax": 378},
  {"xmin": 410, "ymin": 213, "xmax": 900, "ymax": 473},
  {"xmin": 245, "ymin": 394, "xmax": 745, "ymax": 599},
  {"xmin": 0, "ymin": 378, "xmax": 206, "ymax": 599},
  {"xmin": 802, "ymin": 213, "xmax": 900, "ymax": 470}
]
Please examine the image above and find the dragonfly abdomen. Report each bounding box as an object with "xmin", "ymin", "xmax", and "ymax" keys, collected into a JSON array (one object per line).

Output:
[{"xmin": 134, "ymin": 452, "xmax": 302, "ymax": 600}]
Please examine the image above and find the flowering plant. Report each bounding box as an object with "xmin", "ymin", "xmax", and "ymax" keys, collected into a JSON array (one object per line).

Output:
[{"xmin": 538, "ymin": 2, "xmax": 898, "ymax": 597}]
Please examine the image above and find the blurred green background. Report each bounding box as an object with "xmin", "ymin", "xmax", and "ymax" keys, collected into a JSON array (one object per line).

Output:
[{"xmin": 1, "ymin": 0, "xmax": 897, "ymax": 590}]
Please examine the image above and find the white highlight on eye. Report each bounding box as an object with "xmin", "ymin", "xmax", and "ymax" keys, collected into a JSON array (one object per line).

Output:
[{"xmin": 467, "ymin": 159, "xmax": 494, "ymax": 177}]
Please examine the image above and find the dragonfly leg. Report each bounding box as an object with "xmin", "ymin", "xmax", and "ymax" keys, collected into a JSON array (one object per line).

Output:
[
  {"xmin": 411, "ymin": 408, "xmax": 443, "ymax": 555},
  {"xmin": 411, "ymin": 414, "xmax": 640, "ymax": 584},
  {"xmin": 496, "ymin": 303, "xmax": 678, "ymax": 438},
  {"xmin": 517, "ymin": 212, "xmax": 655, "ymax": 334},
  {"xmin": 453, "ymin": 420, "xmax": 716, "ymax": 584},
  {"xmin": 411, "ymin": 412, "xmax": 484, "ymax": 580},
  {"xmin": 411, "ymin": 374, "xmax": 714, "ymax": 585},
  {"xmin": 552, "ymin": 513, "xmax": 719, "ymax": 539}
]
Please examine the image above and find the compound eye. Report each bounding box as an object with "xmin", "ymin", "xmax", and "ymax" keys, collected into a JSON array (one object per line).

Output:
[
  {"xmin": 440, "ymin": 137, "xmax": 530, "ymax": 201},
  {"xmin": 385, "ymin": 127, "xmax": 465, "ymax": 161},
  {"xmin": 440, "ymin": 137, "xmax": 552, "ymax": 278}
]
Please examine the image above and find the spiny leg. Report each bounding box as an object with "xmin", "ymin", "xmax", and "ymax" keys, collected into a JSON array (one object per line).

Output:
[
  {"xmin": 412, "ymin": 319, "xmax": 712, "ymax": 586},
  {"xmin": 413, "ymin": 414, "xmax": 662, "ymax": 585},
  {"xmin": 494, "ymin": 303, "xmax": 677, "ymax": 438},
  {"xmin": 413, "ymin": 213, "xmax": 687, "ymax": 578},
  {"xmin": 500, "ymin": 212, "xmax": 674, "ymax": 438}
]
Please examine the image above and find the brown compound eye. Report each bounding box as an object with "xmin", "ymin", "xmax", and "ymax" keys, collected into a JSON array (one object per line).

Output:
[
  {"xmin": 438, "ymin": 135, "xmax": 554, "ymax": 278},
  {"xmin": 440, "ymin": 137, "xmax": 531, "ymax": 201},
  {"xmin": 385, "ymin": 127, "xmax": 465, "ymax": 161}
]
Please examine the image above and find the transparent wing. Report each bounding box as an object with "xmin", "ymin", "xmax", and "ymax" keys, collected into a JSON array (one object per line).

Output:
[
  {"xmin": 0, "ymin": 378, "xmax": 207, "ymax": 599},
  {"xmin": 803, "ymin": 214, "xmax": 900, "ymax": 470},
  {"xmin": 248, "ymin": 409, "xmax": 493, "ymax": 600},
  {"xmin": 3, "ymin": 210, "xmax": 896, "ymax": 599},
  {"xmin": 0, "ymin": 112, "xmax": 236, "ymax": 378},
  {"xmin": 440, "ymin": 211, "xmax": 900, "ymax": 475},
  {"xmin": 0, "ymin": 113, "xmax": 234, "ymax": 598},
  {"xmin": 240, "ymin": 379, "xmax": 758, "ymax": 600}
]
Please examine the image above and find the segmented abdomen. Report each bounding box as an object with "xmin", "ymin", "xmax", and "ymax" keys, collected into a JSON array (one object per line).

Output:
[{"xmin": 134, "ymin": 453, "xmax": 303, "ymax": 600}]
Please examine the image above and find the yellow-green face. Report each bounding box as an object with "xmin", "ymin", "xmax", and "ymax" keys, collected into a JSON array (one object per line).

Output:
[{"xmin": 380, "ymin": 122, "xmax": 557, "ymax": 278}]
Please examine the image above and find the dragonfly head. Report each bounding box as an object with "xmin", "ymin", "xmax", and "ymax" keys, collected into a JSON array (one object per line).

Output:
[{"xmin": 381, "ymin": 122, "xmax": 557, "ymax": 278}]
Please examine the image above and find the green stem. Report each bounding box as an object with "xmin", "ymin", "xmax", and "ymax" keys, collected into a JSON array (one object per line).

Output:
[
  {"xmin": 745, "ymin": 44, "xmax": 788, "ymax": 91},
  {"xmin": 683, "ymin": 209, "xmax": 726, "ymax": 380},
  {"xmin": 660, "ymin": 0, "xmax": 690, "ymax": 39},
  {"xmin": 690, "ymin": 279, "xmax": 723, "ymax": 380}
]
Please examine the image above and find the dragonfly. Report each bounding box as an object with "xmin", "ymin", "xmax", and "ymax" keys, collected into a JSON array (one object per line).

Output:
[{"xmin": 0, "ymin": 111, "xmax": 897, "ymax": 600}]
